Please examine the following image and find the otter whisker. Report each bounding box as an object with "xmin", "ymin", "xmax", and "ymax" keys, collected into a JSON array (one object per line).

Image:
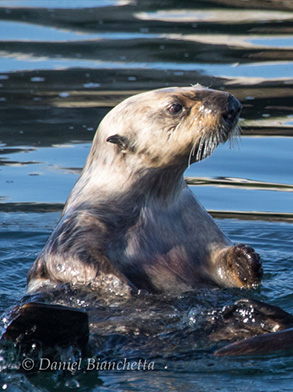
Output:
[
  {"xmin": 196, "ymin": 131, "xmax": 219, "ymax": 161},
  {"xmin": 195, "ymin": 134, "xmax": 206, "ymax": 161},
  {"xmin": 188, "ymin": 138, "xmax": 198, "ymax": 168},
  {"xmin": 228, "ymin": 124, "xmax": 241, "ymax": 149}
]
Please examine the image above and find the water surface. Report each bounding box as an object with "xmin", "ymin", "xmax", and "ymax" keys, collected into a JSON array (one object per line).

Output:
[{"xmin": 0, "ymin": 0, "xmax": 292, "ymax": 391}]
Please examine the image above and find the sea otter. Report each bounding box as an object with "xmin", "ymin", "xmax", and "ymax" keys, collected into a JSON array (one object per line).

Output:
[
  {"xmin": 3, "ymin": 86, "xmax": 293, "ymax": 358},
  {"xmin": 27, "ymin": 85, "xmax": 263, "ymax": 294}
]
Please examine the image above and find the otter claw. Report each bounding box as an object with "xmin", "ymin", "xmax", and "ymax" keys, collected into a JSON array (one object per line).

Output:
[
  {"xmin": 229, "ymin": 243, "xmax": 263, "ymax": 287},
  {"xmin": 218, "ymin": 243, "xmax": 263, "ymax": 288}
]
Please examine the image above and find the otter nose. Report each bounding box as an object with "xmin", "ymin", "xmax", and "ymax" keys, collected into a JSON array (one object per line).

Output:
[
  {"xmin": 222, "ymin": 94, "xmax": 242, "ymax": 124},
  {"xmin": 198, "ymin": 90, "xmax": 242, "ymax": 123}
]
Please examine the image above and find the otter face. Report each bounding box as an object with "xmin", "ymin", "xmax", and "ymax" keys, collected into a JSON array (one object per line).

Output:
[{"xmin": 104, "ymin": 86, "xmax": 242, "ymax": 169}]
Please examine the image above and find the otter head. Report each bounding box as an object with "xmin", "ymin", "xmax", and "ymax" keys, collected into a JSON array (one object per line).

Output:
[
  {"xmin": 72, "ymin": 85, "xmax": 242, "ymax": 204},
  {"xmin": 99, "ymin": 85, "xmax": 242, "ymax": 172}
]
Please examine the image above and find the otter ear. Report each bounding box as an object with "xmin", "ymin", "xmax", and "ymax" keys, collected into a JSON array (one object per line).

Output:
[{"xmin": 106, "ymin": 134, "xmax": 128, "ymax": 151}]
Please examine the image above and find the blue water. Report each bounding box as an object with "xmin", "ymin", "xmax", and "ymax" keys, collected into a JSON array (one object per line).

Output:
[{"xmin": 0, "ymin": 0, "xmax": 293, "ymax": 390}]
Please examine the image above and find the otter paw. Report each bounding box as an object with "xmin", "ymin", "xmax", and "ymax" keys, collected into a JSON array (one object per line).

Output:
[{"xmin": 227, "ymin": 243, "xmax": 263, "ymax": 287}]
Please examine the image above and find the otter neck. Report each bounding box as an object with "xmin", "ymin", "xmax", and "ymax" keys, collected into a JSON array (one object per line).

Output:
[
  {"xmin": 136, "ymin": 165, "xmax": 186, "ymax": 202},
  {"xmin": 67, "ymin": 150, "xmax": 187, "ymax": 212}
]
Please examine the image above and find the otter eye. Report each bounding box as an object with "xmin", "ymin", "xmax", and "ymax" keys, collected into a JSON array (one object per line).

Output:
[{"xmin": 168, "ymin": 103, "xmax": 183, "ymax": 114}]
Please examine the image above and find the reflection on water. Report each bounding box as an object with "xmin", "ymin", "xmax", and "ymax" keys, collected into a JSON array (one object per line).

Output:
[
  {"xmin": 0, "ymin": 0, "xmax": 292, "ymax": 391},
  {"xmin": 135, "ymin": 9, "xmax": 293, "ymax": 23}
]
